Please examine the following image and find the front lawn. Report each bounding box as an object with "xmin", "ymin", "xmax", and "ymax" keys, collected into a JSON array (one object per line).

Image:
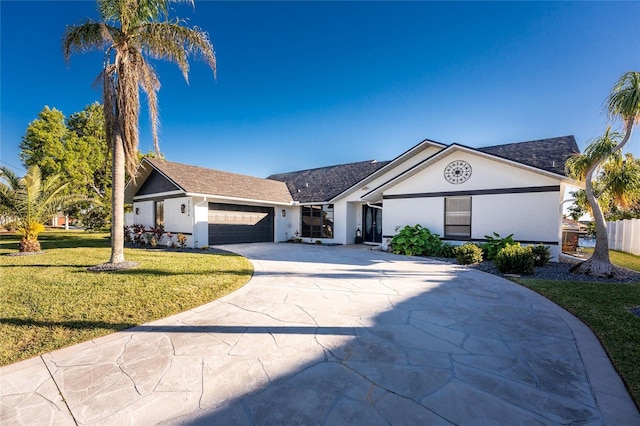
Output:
[
  {"xmin": 0, "ymin": 231, "xmax": 253, "ymax": 366},
  {"xmin": 514, "ymin": 278, "xmax": 640, "ymax": 407},
  {"xmin": 580, "ymin": 247, "xmax": 640, "ymax": 272}
]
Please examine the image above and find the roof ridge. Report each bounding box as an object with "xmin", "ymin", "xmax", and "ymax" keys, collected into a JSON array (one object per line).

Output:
[
  {"xmin": 269, "ymin": 159, "xmax": 388, "ymax": 177},
  {"xmin": 478, "ymin": 135, "xmax": 576, "ymax": 150}
]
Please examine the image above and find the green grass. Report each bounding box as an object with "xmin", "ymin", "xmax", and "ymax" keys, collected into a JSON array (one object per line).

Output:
[
  {"xmin": 581, "ymin": 247, "xmax": 640, "ymax": 272},
  {"xmin": 0, "ymin": 230, "xmax": 253, "ymax": 366},
  {"xmin": 514, "ymin": 278, "xmax": 640, "ymax": 407}
]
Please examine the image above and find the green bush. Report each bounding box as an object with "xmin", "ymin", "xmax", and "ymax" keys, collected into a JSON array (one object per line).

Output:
[
  {"xmin": 391, "ymin": 224, "xmax": 442, "ymax": 256},
  {"xmin": 530, "ymin": 244, "xmax": 552, "ymax": 267},
  {"xmin": 437, "ymin": 242, "xmax": 457, "ymax": 258},
  {"xmin": 495, "ymin": 245, "xmax": 534, "ymax": 275},
  {"xmin": 455, "ymin": 243, "xmax": 484, "ymax": 265},
  {"xmin": 481, "ymin": 232, "xmax": 517, "ymax": 260}
]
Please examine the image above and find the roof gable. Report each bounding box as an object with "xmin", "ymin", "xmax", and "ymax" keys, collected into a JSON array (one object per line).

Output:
[
  {"xmin": 127, "ymin": 158, "xmax": 293, "ymax": 204},
  {"xmin": 361, "ymin": 136, "xmax": 580, "ymax": 200},
  {"xmin": 137, "ymin": 169, "xmax": 181, "ymax": 196},
  {"xmin": 268, "ymin": 160, "xmax": 390, "ymax": 203}
]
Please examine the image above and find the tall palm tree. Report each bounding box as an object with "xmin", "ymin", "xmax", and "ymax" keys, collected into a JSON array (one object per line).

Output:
[
  {"xmin": 567, "ymin": 71, "xmax": 640, "ymax": 277},
  {"xmin": 0, "ymin": 166, "xmax": 84, "ymax": 252},
  {"xmin": 63, "ymin": 0, "xmax": 215, "ymax": 266}
]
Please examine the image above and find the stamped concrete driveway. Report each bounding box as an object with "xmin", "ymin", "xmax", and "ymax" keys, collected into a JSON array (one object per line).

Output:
[{"xmin": 1, "ymin": 243, "xmax": 638, "ymax": 425}]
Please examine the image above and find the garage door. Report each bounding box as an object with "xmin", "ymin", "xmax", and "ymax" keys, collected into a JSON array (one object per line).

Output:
[{"xmin": 208, "ymin": 203, "xmax": 274, "ymax": 244}]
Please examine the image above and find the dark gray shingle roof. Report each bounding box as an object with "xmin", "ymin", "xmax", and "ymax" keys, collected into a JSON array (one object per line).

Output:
[
  {"xmin": 145, "ymin": 158, "xmax": 293, "ymax": 204},
  {"xmin": 268, "ymin": 160, "xmax": 390, "ymax": 203},
  {"xmin": 477, "ymin": 135, "xmax": 579, "ymax": 176},
  {"xmin": 270, "ymin": 136, "xmax": 579, "ymax": 203}
]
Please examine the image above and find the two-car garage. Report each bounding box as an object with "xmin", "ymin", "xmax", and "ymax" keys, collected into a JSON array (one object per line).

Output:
[{"xmin": 208, "ymin": 202, "xmax": 274, "ymax": 245}]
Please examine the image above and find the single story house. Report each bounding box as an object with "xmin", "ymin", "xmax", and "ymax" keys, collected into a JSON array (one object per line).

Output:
[{"xmin": 125, "ymin": 135, "xmax": 580, "ymax": 259}]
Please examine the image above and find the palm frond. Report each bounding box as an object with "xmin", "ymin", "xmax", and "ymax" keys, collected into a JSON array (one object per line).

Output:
[
  {"xmin": 138, "ymin": 20, "xmax": 216, "ymax": 82},
  {"xmin": 135, "ymin": 54, "xmax": 161, "ymax": 154},
  {"xmin": 63, "ymin": 21, "xmax": 115, "ymax": 62},
  {"xmin": 607, "ymin": 71, "xmax": 640, "ymax": 125},
  {"xmin": 115, "ymin": 49, "xmax": 141, "ymax": 178}
]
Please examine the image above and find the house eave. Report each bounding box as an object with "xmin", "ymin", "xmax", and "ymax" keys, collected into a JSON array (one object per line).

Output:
[
  {"xmin": 360, "ymin": 144, "xmax": 576, "ymax": 201},
  {"xmin": 328, "ymin": 139, "xmax": 447, "ymax": 203},
  {"xmin": 185, "ymin": 192, "xmax": 294, "ymax": 206}
]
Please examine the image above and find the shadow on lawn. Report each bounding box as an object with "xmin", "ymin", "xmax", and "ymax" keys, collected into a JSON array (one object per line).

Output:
[{"xmin": 0, "ymin": 317, "xmax": 137, "ymax": 331}]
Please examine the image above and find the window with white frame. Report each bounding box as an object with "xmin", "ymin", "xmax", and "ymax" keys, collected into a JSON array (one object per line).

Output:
[{"xmin": 444, "ymin": 197, "xmax": 471, "ymax": 238}]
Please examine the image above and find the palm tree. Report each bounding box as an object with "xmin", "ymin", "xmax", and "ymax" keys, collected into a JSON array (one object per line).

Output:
[
  {"xmin": 63, "ymin": 0, "xmax": 215, "ymax": 266},
  {"xmin": 567, "ymin": 71, "xmax": 640, "ymax": 277},
  {"xmin": 0, "ymin": 166, "xmax": 84, "ymax": 252}
]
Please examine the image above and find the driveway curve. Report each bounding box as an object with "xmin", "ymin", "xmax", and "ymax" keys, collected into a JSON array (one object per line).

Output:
[{"xmin": 1, "ymin": 243, "xmax": 638, "ymax": 425}]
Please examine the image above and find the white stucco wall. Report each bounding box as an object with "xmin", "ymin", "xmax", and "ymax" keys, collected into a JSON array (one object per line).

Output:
[
  {"xmin": 385, "ymin": 151, "xmax": 560, "ymax": 196},
  {"xmin": 162, "ymin": 197, "xmax": 193, "ymax": 233},
  {"xmin": 131, "ymin": 201, "xmax": 154, "ymax": 227},
  {"xmin": 192, "ymin": 197, "xmax": 209, "ymax": 249},
  {"xmin": 380, "ymin": 150, "xmax": 564, "ymax": 259},
  {"xmin": 276, "ymin": 206, "xmax": 299, "ymax": 242}
]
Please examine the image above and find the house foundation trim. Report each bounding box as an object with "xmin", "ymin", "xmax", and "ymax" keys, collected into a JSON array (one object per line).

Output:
[
  {"xmin": 382, "ymin": 185, "xmax": 561, "ymax": 200},
  {"xmin": 382, "ymin": 235, "xmax": 559, "ymax": 246}
]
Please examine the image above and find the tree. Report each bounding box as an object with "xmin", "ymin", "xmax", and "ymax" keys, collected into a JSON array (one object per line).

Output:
[
  {"xmin": 569, "ymin": 152, "xmax": 640, "ymax": 221},
  {"xmin": 0, "ymin": 166, "xmax": 84, "ymax": 252},
  {"xmin": 567, "ymin": 71, "xmax": 640, "ymax": 278},
  {"xmin": 19, "ymin": 103, "xmax": 112, "ymax": 230},
  {"xmin": 63, "ymin": 0, "xmax": 216, "ymax": 267},
  {"xmin": 20, "ymin": 107, "xmax": 68, "ymax": 178}
]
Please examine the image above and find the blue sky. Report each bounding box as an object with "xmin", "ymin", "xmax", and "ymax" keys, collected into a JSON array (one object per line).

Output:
[{"xmin": 1, "ymin": 1, "xmax": 639, "ymax": 178}]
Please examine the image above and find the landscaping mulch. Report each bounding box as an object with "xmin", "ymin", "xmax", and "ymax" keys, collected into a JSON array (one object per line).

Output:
[{"xmin": 431, "ymin": 257, "xmax": 640, "ymax": 284}]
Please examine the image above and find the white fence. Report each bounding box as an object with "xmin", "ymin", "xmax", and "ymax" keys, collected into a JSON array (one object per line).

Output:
[{"xmin": 607, "ymin": 218, "xmax": 640, "ymax": 256}]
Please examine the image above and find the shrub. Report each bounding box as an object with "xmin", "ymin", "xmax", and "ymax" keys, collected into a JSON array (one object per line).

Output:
[
  {"xmin": 455, "ymin": 243, "xmax": 483, "ymax": 265},
  {"xmin": 481, "ymin": 232, "xmax": 517, "ymax": 260},
  {"xmin": 391, "ymin": 224, "xmax": 442, "ymax": 256},
  {"xmin": 437, "ymin": 242, "xmax": 457, "ymax": 258},
  {"xmin": 177, "ymin": 233, "xmax": 187, "ymax": 248},
  {"xmin": 530, "ymin": 244, "xmax": 552, "ymax": 267},
  {"xmin": 495, "ymin": 245, "xmax": 534, "ymax": 275},
  {"xmin": 131, "ymin": 224, "xmax": 147, "ymax": 246}
]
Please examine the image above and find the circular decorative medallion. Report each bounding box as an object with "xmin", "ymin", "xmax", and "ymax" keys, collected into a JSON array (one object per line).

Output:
[{"xmin": 444, "ymin": 160, "xmax": 472, "ymax": 184}]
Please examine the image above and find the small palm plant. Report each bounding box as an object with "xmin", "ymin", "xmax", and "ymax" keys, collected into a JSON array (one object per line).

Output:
[{"xmin": 0, "ymin": 166, "xmax": 84, "ymax": 252}]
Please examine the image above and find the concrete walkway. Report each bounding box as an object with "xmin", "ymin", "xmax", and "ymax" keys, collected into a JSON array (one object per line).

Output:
[{"xmin": 1, "ymin": 244, "xmax": 638, "ymax": 425}]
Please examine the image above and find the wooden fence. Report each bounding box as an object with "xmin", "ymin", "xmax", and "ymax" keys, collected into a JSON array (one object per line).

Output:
[{"xmin": 607, "ymin": 218, "xmax": 640, "ymax": 256}]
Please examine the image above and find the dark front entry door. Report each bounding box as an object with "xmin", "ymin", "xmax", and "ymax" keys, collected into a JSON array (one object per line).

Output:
[{"xmin": 363, "ymin": 205, "xmax": 382, "ymax": 243}]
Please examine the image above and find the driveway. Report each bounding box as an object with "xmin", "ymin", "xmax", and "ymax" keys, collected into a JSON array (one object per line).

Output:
[{"xmin": 1, "ymin": 243, "xmax": 638, "ymax": 425}]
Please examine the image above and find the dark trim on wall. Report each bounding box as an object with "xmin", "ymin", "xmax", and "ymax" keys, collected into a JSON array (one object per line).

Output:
[
  {"xmin": 133, "ymin": 193, "xmax": 187, "ymax": 202},
  {"xmin": 382, "ymin": 235, "xmax": 558, "ymax": 246},
  {"xmin": 383, "ymin": 185, "xmax": 561, "ymax": 200}
]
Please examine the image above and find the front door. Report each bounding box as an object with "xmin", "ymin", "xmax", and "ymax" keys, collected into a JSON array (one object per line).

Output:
[{"xmin": 363, "ymin": 205, "xmax": 382, "ymax": 243}]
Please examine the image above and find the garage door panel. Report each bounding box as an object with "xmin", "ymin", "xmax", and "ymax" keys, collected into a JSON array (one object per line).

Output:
[{"xmin": 208, "ymin": 203, "xmax": 274, "ymax": 244}]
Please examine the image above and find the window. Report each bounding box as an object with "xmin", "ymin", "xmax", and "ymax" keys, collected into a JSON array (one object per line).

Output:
[
  {"xmin": 445, "ymin": 197, "xmax": 471, "ymax": 238},
  {"xmin": 301, "ymin": 204, "xmax": 334, "ymax": 238},
  {"xmin": 155, "ymin": 201, "xmax": 164, "ymax": 228}
]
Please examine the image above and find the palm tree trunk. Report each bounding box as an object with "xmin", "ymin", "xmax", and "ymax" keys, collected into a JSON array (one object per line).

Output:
[
  {"xmin": 109, "ymin": 132, "xmax": 126, "ymax": 264},
  {"xmin": 573, "ymin": 120, "xmax": 633, "ymax": 278}
]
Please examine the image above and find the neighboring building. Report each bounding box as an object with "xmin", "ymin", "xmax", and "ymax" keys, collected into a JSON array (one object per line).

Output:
[{"xmin": 125, "ymin": 135, "xmax": 580, "ymax": 259}]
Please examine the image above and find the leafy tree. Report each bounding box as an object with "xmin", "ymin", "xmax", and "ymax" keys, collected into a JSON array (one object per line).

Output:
[
  {"xmin": 0, "ymin": 166, "xmax": 84, "ymax": 252},
  {"xmin": 19, "ymin": 103, "xmax": 112, "ymax": 230},
  {"xmin": 570, "ymin": 153, "xmax": 640, "ymax": 221},
  {"xmin": 566, "ymin": 71, "xmax": 640, "ymax": 278},
  {"xmin": 19, "ymin": 107, "xmax": 67, "ymax": 178},
  {"xmin": 63, "ymin": 0, "xmax": 216, "ymax": 266}
]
